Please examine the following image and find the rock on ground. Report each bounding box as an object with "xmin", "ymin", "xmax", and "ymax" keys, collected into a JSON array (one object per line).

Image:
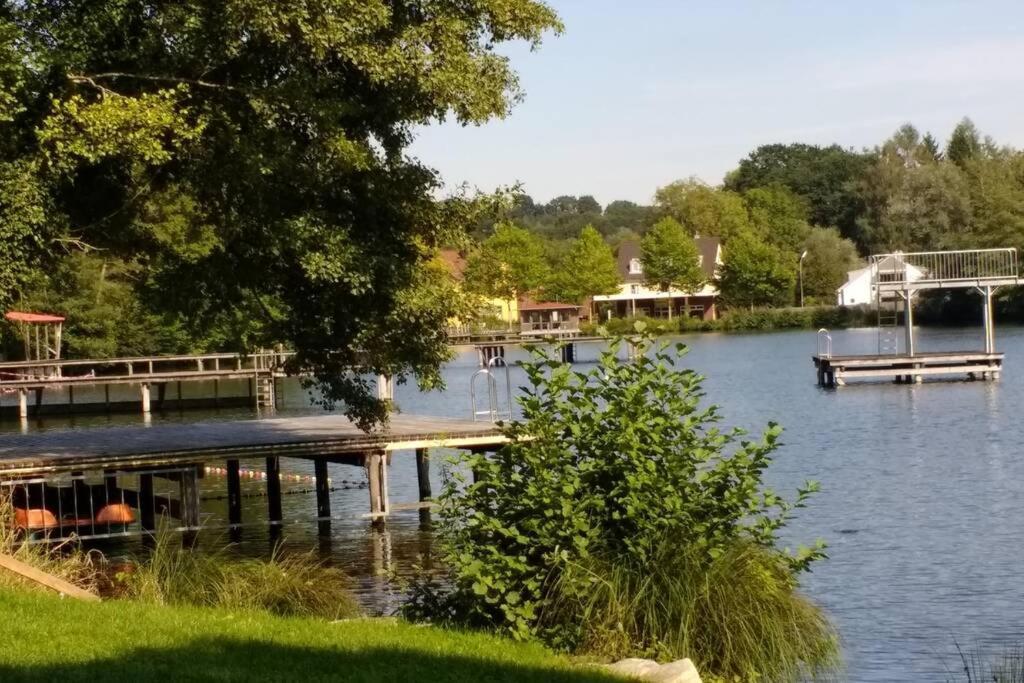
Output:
[{"xmin": 605, "ymin": 657, "xmax": 702, "ymax": 683}]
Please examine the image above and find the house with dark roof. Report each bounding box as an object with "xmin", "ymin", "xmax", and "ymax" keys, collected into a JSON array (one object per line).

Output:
[
  {"xmin": 591, "ymin": 237, "xmax": 721, "ymax": 320},
  {"xmin": 518, "ymin": 300, "xmax": 581, "ymax": 337}
]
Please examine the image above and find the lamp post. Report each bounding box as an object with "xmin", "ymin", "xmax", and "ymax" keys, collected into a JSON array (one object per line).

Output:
[{"xmin": 799, "ymin": 250, "xmax": 809, "ymax": 308}]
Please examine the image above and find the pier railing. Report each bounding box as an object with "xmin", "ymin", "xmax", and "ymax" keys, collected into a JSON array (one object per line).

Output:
[
  {"xmin": 871, "ymin": 248, "xmax": 1019, "ymax": 290},
  {"xmin": 0, "ymin": 350, "xmax": 293, "ymax": 388}
]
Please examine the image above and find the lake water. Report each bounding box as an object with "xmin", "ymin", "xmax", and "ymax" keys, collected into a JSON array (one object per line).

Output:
[{"xmin": 6, "ymin": 325, "xmax": 1024, "ymax": 681}]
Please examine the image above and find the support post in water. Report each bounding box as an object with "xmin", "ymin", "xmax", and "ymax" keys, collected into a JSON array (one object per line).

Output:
[
  {"xmin": 17, "ymin": 389, "xmax": 27, "ymax": 419},
  {"xmin": 366, "ymin": 450, "xmax": 388, "ymax": 525},
  {"xmin": 226, "ymin": 458, "xmax": 242, "ymax": 539},
  {"xmin": 415, "ymin": 448, "xmax": 431, "ymax": 527},
  {"xmin": 314, "ymin": 458, "xmax": 331, "ymax": 536},
  {"xmin": 180, "ymin": 465, "xmax": 200, "ymax": 545},
  {"xmin": 140, "ymin": 382, "xmax": 151, "ymax": 414},
  {"xmin": 266, "ymin": 456, "xmax": 282, "ymax": 528},
  {"xmin": 139, "ymin": 473, "xmax": 155, "ymax": 532}
]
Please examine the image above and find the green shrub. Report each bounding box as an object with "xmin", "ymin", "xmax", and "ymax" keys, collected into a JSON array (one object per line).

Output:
[{"xmin": 407, "ymin": 332, "xmax": 835, "ymax": 680}]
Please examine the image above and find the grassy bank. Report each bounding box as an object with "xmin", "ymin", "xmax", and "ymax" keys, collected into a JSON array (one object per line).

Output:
[
  {"xmin": 0, "ymin": 587, "xmax": 620, "ymax": 683},
  {"xmin": 583, "ymin": 305, "xmax": 876, "ymax": 336}
]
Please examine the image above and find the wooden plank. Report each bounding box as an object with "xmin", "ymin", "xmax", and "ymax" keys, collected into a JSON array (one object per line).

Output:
[
  {"xmin": 0, "ymin": 554, "xmax": 100, "ymax": 602},
  {"xmin": 836, "ymin": 364, "xmax": 1001, "ymax": 379}
]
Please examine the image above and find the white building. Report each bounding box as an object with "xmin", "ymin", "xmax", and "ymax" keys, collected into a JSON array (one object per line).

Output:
[{"xmin": 836, "ymin": 257, "xmax": 927, "ymax": 307}]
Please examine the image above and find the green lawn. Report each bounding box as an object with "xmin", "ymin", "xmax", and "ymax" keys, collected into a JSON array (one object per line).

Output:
[{"xmin": 0, "ymin": 588, "xmax": 620, "ymax": 682}]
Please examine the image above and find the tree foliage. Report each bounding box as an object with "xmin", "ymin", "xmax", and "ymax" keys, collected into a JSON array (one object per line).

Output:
[
  {"xmin": 0, "ymin": 0, "xmax": 562, "ymax": 425},
  {"xmin": 655, "ymin": 178, "xmax": 750, "ymax": 242},
  {"xmin": 640, "ymin": 217, "xmax": 704, "ymax": 293},
  {"xmin": 717, "ymin": 232, "xmax": 796, "ymax": 309},
  {"xmin": 725, "ymin": 143, "xmax": 871, "ymax": 243},
  {"xmin": 464, "ymin": 222, "xmax": 551, "ymax": 300},
  {"xmin": 546, "ymin": 225, "xmax": 620, "ymax": 305},
  {"xmin": 800, "ymin": 228, "xmax": 860, "ymax": 303}
]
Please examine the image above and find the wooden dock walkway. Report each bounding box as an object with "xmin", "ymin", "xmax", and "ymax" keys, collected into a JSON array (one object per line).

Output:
[{"xmin": 0, "ymin": 414, "xmax": 509, "ymax": 539}]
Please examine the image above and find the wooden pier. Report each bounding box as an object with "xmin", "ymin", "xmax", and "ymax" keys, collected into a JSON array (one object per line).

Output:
[
  {"xmin": 814, "ymin": 351, "xmax": 1004, "ymax": 386},
  {"xmin": 0, "ymin": 350, "xmax": 291, "ymax": 418},
  {"xmin": 815, "ymin": 248, "xmax": 1022, "ymax": 387},
  {"xmin": 0, "ymin": 414, "xmax": 509, "ymax": 539}
]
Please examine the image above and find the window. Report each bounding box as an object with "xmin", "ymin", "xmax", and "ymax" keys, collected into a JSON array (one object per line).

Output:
[
  {"xmin": 630, "ymin": 284, "xmax": 640, "ymax": 295},
  {"xmin": 628, "ymin": 258, "xmax": 642, "ymax": 274}
]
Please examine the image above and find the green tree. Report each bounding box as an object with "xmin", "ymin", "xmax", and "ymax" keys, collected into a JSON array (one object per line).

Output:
[
  {"xmin": 947, "ymin": 117, "xmax": 982, "ymax": 168},
  {"xmin": 724, "ymin": 143, "xmax": 872, "ymax": 247},
  {"xmin": 603, "ymin": 200, "xmax": 655, "ymax": 234},
  {"xmin": 717, "ymin": 232, "xmax": 796, "ymax": 309},
  {"xmin": 743, "ymin": 185, "xmax": 810, "ymax": 253},
  {"xmin": 655, "ymin": 179, "xmax": 750, "ymax": 242},
  {"xmin": 640, "ymin": 217, "xmax": 704, "ymax": 319},
  {"xmin": 801, "ymin": 228, "xmax": 860, "ymax": 304},
  {"xmin": 546, "ymin": 226, "xmax": 620, "ymax": 311},
  {"xmin": 1, "ymin": 1, "xmax": 562, "ymax": 425},
  {"xmin": 464, "ymin": 223, "xmax": 551, "ymax": 300}
]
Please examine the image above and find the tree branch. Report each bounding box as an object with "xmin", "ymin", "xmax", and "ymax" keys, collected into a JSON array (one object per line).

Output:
[{"xmin": 68, "ymin": 72, "xmax": 245, "ymax": 93}]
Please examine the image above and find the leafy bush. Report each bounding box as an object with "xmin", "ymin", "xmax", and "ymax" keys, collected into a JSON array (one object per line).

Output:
[{"xmin": 407, "ymin": 332, "xmax": 836, "ymax": 680}]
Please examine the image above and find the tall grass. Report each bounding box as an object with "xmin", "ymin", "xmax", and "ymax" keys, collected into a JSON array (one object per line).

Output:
[
  {"xmin": 0, "ymin": 496, "xmax": 359, "ymax": 620},
  {"xmin": 546, "ymin": 541, "xmax": 839, "ymax": 682},
  {"xmin": 118, "ymin": 524, "xmax": 361, "ymax": 620},
  {"xmin": 0, "ymin": 495, "xmax": 102, "ymax": 593},
  {"xmin": 950, "ymin": 644, "xmax": 1024, "ymax": 683}
]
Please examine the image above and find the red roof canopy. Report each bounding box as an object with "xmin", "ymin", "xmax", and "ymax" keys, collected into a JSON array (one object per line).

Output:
[{"xmin": 5, "ymin": 311, "xmax": 65, "ymax": 324}]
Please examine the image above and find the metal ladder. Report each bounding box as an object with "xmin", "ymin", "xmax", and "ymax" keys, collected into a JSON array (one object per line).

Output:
[
  {"xmin": 471, "ymin": 357, "xmax": 512, "ymax": 422},
  {"xmin": 253, "ymin": 350, "xmax": 277, "ymax": 411},
  {"xmin": 876, "ymin": 287, "xmax": 900, "ymax": 355}
]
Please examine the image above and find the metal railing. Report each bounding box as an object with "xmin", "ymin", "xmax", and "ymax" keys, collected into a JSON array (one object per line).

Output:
[
  {"xmin": 816, "ymin": 329, "xmax": 832, "ymax": 358},
  {"xmin": 870, "ymin": 249, "xmax": 1018, "ymax": 289},
  {"xmin": 471, "ymin": 357, "xmax": 512, "ymax": 422},
  {"xmin": 2, "ymin": 466, "xmax": 195, "ymax": 543},
  {"xmin": 520, "ymin": 320, "xmax": 580, "ymax": 334}
]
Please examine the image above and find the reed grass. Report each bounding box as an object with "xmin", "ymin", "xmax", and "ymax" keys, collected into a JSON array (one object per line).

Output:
[
  {"xmin": 950, "ymin": 644, "xmax": 1024, "ymax": 683},
  {"xmin": 0, "ymin": 496, "xmax": 103, "ymax": 594},
  {"xmin": 547, "ymin": 540, "xmax": 839, "ymax": 682},
  {"xmin": 117, "ymin": 523, "xmax": 361, "ymax": 620}
]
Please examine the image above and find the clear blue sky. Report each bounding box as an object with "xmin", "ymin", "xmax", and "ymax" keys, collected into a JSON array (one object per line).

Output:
[{"xmin": 410, "ymin": 0, "xmax": 1024, "ymax": 206}]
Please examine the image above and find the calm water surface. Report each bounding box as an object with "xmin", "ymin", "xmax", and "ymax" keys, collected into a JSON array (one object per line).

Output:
[{"xmin": 5, "ymin": 325, "xmax": 1024, "ymax": 681}]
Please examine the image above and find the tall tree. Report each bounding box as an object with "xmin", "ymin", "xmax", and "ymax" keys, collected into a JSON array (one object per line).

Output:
[
  {"xmin": 655, "ymin": 179, "xmax": 750, "ymax": 242},
  {"xmin": 1, "ymin": 1, "xmax": 562, "ymax": 425},
  {"xmin": 640, "ymin": 217, "xmax": 704, "ymax": 318},
  {"xmin": 743, "ymin": 185, "xmax": 811, "ymax": 253},
  {"xmin": 717, "ymin": 231, "xmax": 796, "ymax": 309},
  {"xmin": 464, "ymin": 223, "xmax": 551, "ymax": 300},
  {"xmin": 947, "ymin": 117, "xmax": 982, "ymax": 168},
  {"xmin": 801, "ymin": 228, "xmax": 860, "ymax": 303},
  {"xmin": 547, "ymin": 225, "xmax": 620, "ymax": 313},
  {"xmin": 724, "ymin": 143, "xmax": 872, "ymax": 246}
]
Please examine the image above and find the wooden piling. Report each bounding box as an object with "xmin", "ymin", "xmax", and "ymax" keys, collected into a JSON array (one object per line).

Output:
[
  {"xmin": 139, "ymin": 473, "xmax": 155, "ymax": 531},
  {"xmin": 226, "ymin": 459, "xmax": 242, "ymax": 528},
  {"xmin": 314, "ymin": 459, "xmax": 331, "ymax": 536},
  {"xmin": 266, "ymin": 456, "xmax": 282, "ymax": 526},
  {"xmin": 179, "ymin": 465, "xmax": 200, "ymax": 545},
  {"xmin": 415, "ymin": 448, "xmax": 431, "ymax": 526},
  {"xmin": 17, "ymin": 389, "xmax": 27, "ymax": 419},
  {"xmin": 366, "ymin": 450, "xmax": 387, "ymax": 524},
  {"xmin": 140, "ymin": 383, "xmax": 151, "ymax": 414}
]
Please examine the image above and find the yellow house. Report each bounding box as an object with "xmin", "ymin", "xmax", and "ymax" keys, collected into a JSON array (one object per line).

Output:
[{"xmin": 439, "ymin": 249, "xmax": 518, "ymax": 326}]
